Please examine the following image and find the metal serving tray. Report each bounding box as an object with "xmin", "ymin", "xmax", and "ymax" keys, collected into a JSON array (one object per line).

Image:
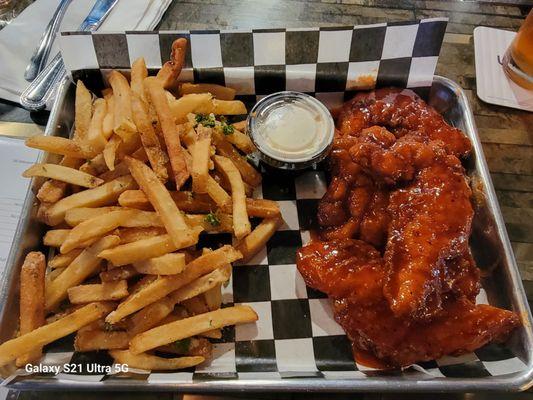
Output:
[{"xmin": 1, "ymin": 75, "xmax": 532, "ymax": 392}]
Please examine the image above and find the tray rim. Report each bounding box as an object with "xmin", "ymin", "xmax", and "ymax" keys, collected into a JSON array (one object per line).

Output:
[{"xmin": 2, "ymin": 75, "xmax": 533, "ymax": 392}]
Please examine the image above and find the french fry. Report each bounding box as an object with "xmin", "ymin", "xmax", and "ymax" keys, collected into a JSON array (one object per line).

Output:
[
  {"xmin": 131, "ymin": 57, "xmax": 148, "ymax": 100},
  {"xmin": 170, "ymin": 93, "xmax": 212, "ymax": 123},
  {"xmin": 36, "ymin": 179, "xmax": 68, "ymax": 203},
  {"xmin": 205, "ymin": 174, "xmax": 231, "ymax": 208},
  {"xmin": 85, "ymin": 98, "xmax": 108, "ymax": 152},
  {"xmin": 68, "ymin": 280, "xmax": 129, "ymax": 304},
  {"xmin": 167, "ymin": 266, "xmax": 231, "ymax": 305},
  {"xmin": 65, "ymin": 206, "xmax": 123, "ymax": 226},
  {"xmin": 190, "ymin": 129, "xmax": 212, "ymax": 193},
  {"xmin": 103, "ymin": 95, "xmax": 115, "ymax": 139},
  {"xmin": 105, "ymin": 245, "xmax": 241, "ymax": 323},
  {"xmin": 74, "ymin": 80, "xmax": 92, "ymax": 140},
  {"xmin": 103, "ymin": 134, "xmax": 121, "ymax": 171},
  {"xmin": 100, "ymin": 265, "xmax": 139, "ymax": 282},
  {"xmin": 46, "ymin": 267, "xmax": 65, "ymax": 282},
  {"xmin": 244, "ymin": 198, "xmax": 281, "ymax": 218},
  {"xmin": 43, "ymin": 229, "xmax": 71, "ymax": 247},
  {"xmin": 236, "ymin": 217, "xmax": 282, "ymax": 263},
  {"xmin": 157, "ymin": 337, "xmax": 212, "ymax": 358},
  {"xmin": 102, "ymin": 88, "xmax": 113, "ymax": 99},
  {"xmin": 156, "ymin": 38, "xmax": 187, "ymax": 89},
  {"xmin": 212, "ymin": 169, "xmax": 253, "ymax": 197},
  {"xmin": 99, "ymin": 227, "xmax": 202, "ymax": 267},
  {"xmin": 0, "ymin": 302, "xmax": 113, "ymax": 367},
  {"xmin": 118, "ymin": 190, "xmax": 215, "ymax": 213},
  {"xmin": 43, "ymin": 175, "xmax": 136, "ymax": 226},
  {"xmin": 222, "ymin": 127, "xmax": 255, "ymax": 154},
  {"xmin": 214, "ymin": 155, "xmax": 251, "ymax": 239},
  {"xmin": 99, "ymin": 146, "xmax": 148, "ymax": 182},
  {"xmin": 131, "ymin": 94, "xmax": 169, "ymax": 182},
  {"xmin": 80, "ymin": 153, "xmax": 108, "ymax": 176},
  {"xmin": 127, "ymin": 296, "xmax": 175, "ymax": 336},
  {"xmin": 231, "ymin": 120, "xmax": 246, "ymax": 132},
  {"xmin": 108, "ymin": 70, "xmax": 136, "ymax": 141},
  {"xmin": 48, "ymin": 249, "xmax": 83, "ymax": 269},
  {"xmin": 204, "ymin": 284, "xmax": 223, "ymax": 311},
  {"xmin": 145, "ymin": 77, "xmax": 189, "ymax": 188},
  {"xmin": 125, "ymin": 156, "xmax": 193, "ymax": 247},
  {"xmin": 23, "ymin": 164, "xmax": 104, "ymax": 188},
  {"xmin": 195, "ymin": 99, "xmax": 247, "ymax": 115},
  {"xmin": 118, "ymin": 227, "xmax": 166, "ymax": 244},
  {"xmin": 25, "ymin": 135, "xmax": 97, "ymax": 159},
  {"xmin": 61, "ymin": 209, "xmax": 138, "ymax": 254},
  {"xmin": 75, "ymin": 330, "xmax": 129, "ymax": 352},
  {"xmin": 181, "ymin": 296, "xmax": 209, "ymax": 316},
  {"xmin": 16, "ymin": 252, "xmax": 46, "ymax": 367},
  {"xmin": 45, "ymin": 235, "xmax": 120, "ymax": 311},
  {"xmin": 133, "ymin": 253, "xmax": 186, "ymax": 275},
  {"xmin": 212, "ymin": 131, "xmax": 261, "ymax": 186},
  {"xmin": 179, "ymin": 83, "xmax": 236, "ymax": 100},
  {"xmin": 186, "ymin": 213, "xmax": 233, "ymax": 234},
  {"xmin": 109, "ymin": 350, "xmax": 204, "ymax": 371},
  {"xmin": 130, "ymin": 305, "xmax": 257, "ymax": 354}
]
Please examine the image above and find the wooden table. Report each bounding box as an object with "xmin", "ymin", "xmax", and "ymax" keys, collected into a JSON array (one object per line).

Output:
[{"xmin": 1, "ymin": 0, "xmax": 532, "ymax": 398}]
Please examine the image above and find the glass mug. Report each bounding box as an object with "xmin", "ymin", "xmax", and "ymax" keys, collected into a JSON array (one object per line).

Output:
[{"xmin": 502, "ymin": 10, "xmax": 533, "ymax": 90}]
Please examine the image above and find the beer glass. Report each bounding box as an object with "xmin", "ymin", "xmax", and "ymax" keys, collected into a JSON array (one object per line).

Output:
[{"xmin": 502, "ymin": 10, "xmax": 533, "ymax": 90}]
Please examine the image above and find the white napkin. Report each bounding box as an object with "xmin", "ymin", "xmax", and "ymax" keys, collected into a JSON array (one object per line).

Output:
[{"xmin": 0, "ymin": 0, "xmax": 172, "ymax": 104}]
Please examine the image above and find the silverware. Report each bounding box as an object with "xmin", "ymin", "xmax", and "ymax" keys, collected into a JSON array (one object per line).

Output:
[
  {"xmin": 24, "ymin": 0, "xmax": 73, "ymax": 82},
  {"xmin": 19, "ymin": 0, "xmax": 119, "ymax": 111}
]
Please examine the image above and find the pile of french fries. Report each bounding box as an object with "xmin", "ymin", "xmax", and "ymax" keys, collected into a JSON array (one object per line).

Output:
[{"xmin": 0, "ymin": 38, "xmax": 283, "ymax": 372}]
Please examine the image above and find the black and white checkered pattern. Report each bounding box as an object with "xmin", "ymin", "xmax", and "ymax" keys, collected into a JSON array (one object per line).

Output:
[
  {"xmin": 60, "ymin": 18, "xmax": 447, "ymax": 107},
  {"xmin": 9, "ymin": 19, "xmax": 523, "ymax": 386}
]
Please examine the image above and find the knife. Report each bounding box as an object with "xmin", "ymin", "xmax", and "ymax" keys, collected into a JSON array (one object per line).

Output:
[{"xmin": 20, "ymin": 0, "xmax": 119, "ymax": 111}]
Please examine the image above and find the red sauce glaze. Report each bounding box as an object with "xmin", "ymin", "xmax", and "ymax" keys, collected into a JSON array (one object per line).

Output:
[{"xmin": 296, "ymin": 88, "xmax": 520, "ymax": 368}]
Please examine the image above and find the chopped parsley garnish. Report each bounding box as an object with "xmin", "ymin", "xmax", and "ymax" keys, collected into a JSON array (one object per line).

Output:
[
  {"xmin": 204, "ymin": 212, "xmax": 221, "ymax": 227},
  {"xmin": 195, "ymin": 114, "xmax": 216, "ymax": 127},
  {"xmin": 173, "ymin": 338, "xmax": 191, "ymax": 354},
  {"xmin": 222, "ymin": 123, "xmax": 234, "ymax": 135}
]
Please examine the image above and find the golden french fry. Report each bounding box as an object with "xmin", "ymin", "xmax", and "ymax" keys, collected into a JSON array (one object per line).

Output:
[
  {"xmin": 236, "ymin": 217, "xmax": 282, "ymax": 263},
  {"xmin": 85, "ymin": 98, "xmax": 108, "ymax": 152},
  {"xmin": 103, "ymin": 134, "xmax": 121, "ymax": 171},
  {"xmin": 75, "ymin": 330, "xmax": 129, "ymax": 352},
  {"xmin": 80, "ymin": 153, "xmax": 108, "ymax": 176},
  {"xmin": 100, "ymin": 265, "xmax": 139, "ymax": 282},
  {"xmin": 130, "ymin": 305, "xmax": 257, "ymax": 354},
  {"xmin": 74, "ymin": 80, "xmax": 92, "ymax": 140},
  {"xmin": 64, "ymin": 206, "xmax": 123, "ymax": 226},
  {"xmin": 181, "ymin": 296, "xmax": 209, "ymax": 316},
  {"xmin": 43, "ymin": 175, "xmax": 136, "ymax": 226},
  {"xmin": 48, "ymin": 249, "xmax": 83, "ymax": 269},
  {"xmin": 195, "ymin": 99, "xmax": 247, "ymax": 115},
  {"xmin": 179, "ymin": 83, "xmax": 236, "ymax": 100},
  {"xmin": 157, "ymin": 337, "xmax": 212, "ymax": 358},
  {"xmin": 204, "ymin": 284, "xmax": 223, "ymax": 311},
  {"xmin": 212, "ymin": 169, "xmax": 253, "ymax": 197},
  {"xmin": 145, "ymin": 77, "xmax": 189, "ymax": 188},
  {"xmin": 118, "ymin": 190, "xmax": 215, "ymax": 213},
  {"xmin": 0, "ymin": 302, "xmax": 113, "ymax": 367},
  {"xmin": 108, "ymin": 70, "xmax": 136, "ymax": 141},
  {"xmin": 103, "ymin": 95, "xmax": 115, "ymax": 139},
  {"xmin": 167, "ymin": 266, "xmax": 231, "ymax": 305},
  {"xmin": 231, "ymin": 120, "xmax": 246, "ymax": 132},
  {"xmin": 23, "ymin": 164, "xmax": 104, "ymax": 188},
  {"xmin": 222, "ymin": 127, "xmax": 255, "ymax": 154},
  {"xmin": 214, "ymin": 155, "xmax": 250, "ymax": 239},
  {"xmin": 186, "ymin": 213, "xmax": 233, "ymax": 233},
  {"xmin": 125, "ymin": 156, "xmax": 193, "ymax": 247},
  {"xmin": 191, "ymin": 134, "xmax": 212, "ymax": 194},
  {"xmin": 131, "ymin": 57, "xmax": 148, "ymax": 100},
  {"xmin": 243, "ymin": 198, "xmax": 281, "ymax": 218},
  {"xmin": 99, "ymin": 227, "xmax": 202, "ymax": 267},
  {"xmin": 16, "ymin": 252, "xmax": 46, "ymax": 367},
  {"xmin": 212, "ymin": 131, "xmax": 261, "ymax": 186},
  {"xmin": 102, "ymin": 88, "xmax": 113, "ymax": 99},
  {"xmin": 110, "ymin": 350, "xmax": 204, "ymax": 371},
  {"xmin": 60, "ymin": 209, "xmax": 138, "ymax": 254},
  {"xmin": 127, "ymin": 297, "xmax": 175, "ymax": 336},
  {"xmin": 68, "ymin": 280, "xmax": 129, "ymax": 304},
  {"xmin": 45, "ymin": 235, "xmax": 120, "ymax": 311},
  {"xmin": 36, "ymin": 180, "xmax": 67, "ymax": 203},
  {"xmin": 170, "ymin": 93, "xmax": 212, "ymax": 123},
  {"xmin": 118, "ymin": 227, "xmax": 166, "ymax": 244},
  {"xmin": 43, "ymin": 229, "xmax": 71, "ymax": 247},
  {"xmin": 105, "ymin": 245, "xmax": 241, "ymax": 323},
  {"xmin": 131, "ymin": 94, "xmax": 169, "ymax": 182},
  {"xmin": 25, "ymin": 135, "xmax": 97, "ymax": 159},
  {"xmin": 205, "ymin": 174, "xmax": 231, "ymax": 208},
  {"xmin": 133, "ymin": 252, "xmax": 186, "ymax": 275},
  {"xmin": 99, "ymin": 146, "xmax": 148, "ymax": 182},
  {"xmin": 156, "ymin": 38, "xmax": 187, "ymax": 89}
]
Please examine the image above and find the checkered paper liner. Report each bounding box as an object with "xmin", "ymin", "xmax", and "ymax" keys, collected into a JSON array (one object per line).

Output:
[{"xmin": 5, "ymin": 19, "xmax": 528, "ymax": 385}]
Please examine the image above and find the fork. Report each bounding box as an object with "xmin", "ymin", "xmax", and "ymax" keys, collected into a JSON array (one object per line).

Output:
[{"xmin": 24, "ymin": 0, "xmax": 73, "ymax": 82}]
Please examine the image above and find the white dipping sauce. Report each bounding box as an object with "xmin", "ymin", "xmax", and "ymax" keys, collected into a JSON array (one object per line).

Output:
[{"xmin": 254, "ymin": 99, "xmax": 330, "ymax": 162}]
